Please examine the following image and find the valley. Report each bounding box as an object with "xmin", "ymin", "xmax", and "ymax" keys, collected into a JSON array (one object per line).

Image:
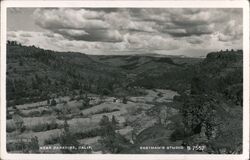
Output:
[{"xmin": 6, "ymin": 42, "xmax": 243, "ymax": 154}]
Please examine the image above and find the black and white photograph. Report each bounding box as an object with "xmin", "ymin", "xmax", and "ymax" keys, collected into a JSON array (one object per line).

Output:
[{"xmin": 1, "ymin": 1, "xmax": 249, "ymax": 159}]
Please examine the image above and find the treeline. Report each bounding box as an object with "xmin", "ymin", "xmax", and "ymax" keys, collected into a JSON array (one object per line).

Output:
[
  {"xmin": 172, "ymin": 50, "xmax": 243, "ymax": 153},
  {"xmin": 6, "ymin": 41, "xmax": 129, "ymax": 106}
]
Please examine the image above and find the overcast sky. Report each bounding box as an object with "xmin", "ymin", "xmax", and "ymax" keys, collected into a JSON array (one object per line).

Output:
[{"xmin": 7, "ymin": 8, "xmax": 243, "ymax": 57}]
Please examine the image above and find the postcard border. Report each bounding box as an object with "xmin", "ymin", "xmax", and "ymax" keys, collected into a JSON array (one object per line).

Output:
[{"xmin": 1, "ymin": 1, "xmax": 249, "ymax": 160}]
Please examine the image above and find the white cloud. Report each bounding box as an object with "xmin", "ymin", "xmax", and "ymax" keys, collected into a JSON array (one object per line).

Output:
[{"xmin": 7, "ymin": 8, "xmax": 243, "ymax": 56}]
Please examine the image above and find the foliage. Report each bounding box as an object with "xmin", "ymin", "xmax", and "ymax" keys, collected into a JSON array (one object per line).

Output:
[
  {"xmin": 50, "ymin": 98, "xmax": 57, "ymax": 106},
  {"xmin": 92, "ymin": 108, "xmax": 119, "ymax": 115},
  {"xmin": 111, "ymin": 115, "xmax": 119, "ymax": 129},
  {"xmin": 171, "ymin": 50, "xmax": 243, "ymax": 153},
  {"xmin": 78, "ymin": 94, "xmax": 91, "ymax": 110},
  {"xmin": 31, "ymin": 121, "xmax": 59, "ymax": 132},
  {"xmin": 6, "ymin": 136, "xmax": 39, "ymax": 153},
  {"xmin": 59, "ymin": 120, "xmax": 80, "ymax": 153},
  {"xmin": 98, "ymin": 115, "xmax": 131, "ymax": 153},
  {"xmin": 6, "ymin": 123, "xmax": 16, "ymax": 133},
  {"xmin": 179, "ymin": 95, "xmax": 217, "ymax": 136}
]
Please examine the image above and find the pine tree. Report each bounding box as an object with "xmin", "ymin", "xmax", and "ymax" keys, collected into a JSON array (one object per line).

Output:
[
  {"xmin": 111, "ymin": 115, "xmax": 119, "ymax": 129},
  {"xmin": 59, "ymin": 120, "xmax": 79, "ymax": 153}
]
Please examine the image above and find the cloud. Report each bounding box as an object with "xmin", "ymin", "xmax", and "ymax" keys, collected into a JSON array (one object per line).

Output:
[
  {"xmin": 186, "ymin": 36, "xmax": 205, "ymax": 44},
  {"xmin": 19, "ymin": 32, "xmax": 33, "ymax": 37},
  {"xmin": 124, "ymin": 33, "xmax": 180, "ymax": 51},
  {"xmin": 34, "ymin": 8, "xmax": 109, "ymax": 29},
  {"xmin": 33, "ymin": 8, "xmax": 126, "ymax": 42},
  {"xmin": 33, "ymin": 8, "xmax": 242, "ymax": 40},
  {"xmin": 7, "ymin": 8, "xmax": 243, "ymax": 56},
  {"xmin": 54, "ymin": 28, "xmax": 123, "ymax": 42},
  {"xmin": 7, "ymin": 31, "xmax": 71, "ymax": 51},
  {"xmin": 33, "ymin": 8, "xmax": 160, "ymax": 43}
]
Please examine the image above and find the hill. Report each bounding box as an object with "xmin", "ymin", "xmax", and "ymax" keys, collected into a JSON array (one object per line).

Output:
[
  {"xmin": 6, "ymin": 43, "xmax": 126, "ymax": 105},
  {"xmin": 120, "ymin": 49, "xmax": 243, "ymax": 154},
  {"xmin": 6, "ymin": 41, "xmax": 243, "ymax": 154},
  {"xmin": 7, "ymin": 42, "xmax": 201, "ymax": 106}
]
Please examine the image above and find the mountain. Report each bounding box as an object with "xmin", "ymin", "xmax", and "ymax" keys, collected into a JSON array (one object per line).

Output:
[
  {"xmin": 6, "ymin": 43, "xmax": 126, "ymax": 105},
  {"xmin": 123, "ymin": 49, "xmax": 243, "ymax": 154},
  {"xmin": 6, "ymin": 41, "xmax": 243, "ymax": 154},
  {"xmin": 6, "ymin": 42, "xmax": 242, "ymax": 107}
]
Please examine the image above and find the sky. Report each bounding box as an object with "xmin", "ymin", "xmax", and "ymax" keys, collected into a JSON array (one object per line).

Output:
[{"xmin": 7, "ymin": 8, "xmax": 243, "ymax": 57}]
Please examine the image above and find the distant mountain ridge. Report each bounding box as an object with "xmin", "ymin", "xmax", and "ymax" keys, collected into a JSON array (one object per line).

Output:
[{"xmin": 6, "ymin": 41, "xmax": 242, "ymax": 106}]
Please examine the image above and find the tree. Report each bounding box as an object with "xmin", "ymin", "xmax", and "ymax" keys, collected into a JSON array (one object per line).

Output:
[
  {"xmin": 99, "ymin": 115, "xmax": 112, "ymax": 134},
  {"xmin": 122, "ymin": 96, "xmax": 128, "ymax": 104},
  {"xmin": 47, "ymin": 98, "xmax": 50, "ymax": 105},
  {"xmin": 59, "ymin": 120, "xmax": 79, "ymax": 153},
  {"xmin": 30, "ymin": 136, "xmax": 39, "ymax": 153},
  {"xmin": 19, "ymin": 60, "xmax": 23, "ymax": 66},
  {"xmin": 50, "ymin": 98, "xmax": 57, "ymax": 106},
  {"xmin": 98, "ymin": 115, "xmax": 131, "ymax": 153},
  {"xmin": 111, "ymin": 115, "xmax": 119, "ymax": 129},
  {"xmin": 12, "ymin": 113, "xmax": 24, "ymax": 133},
  {"xmin": 99, "ymin": 131, "xmax": 131, "ymax": 153},
  {"xmin": 180, "ymin": 95, "xmax": 217, "ymax": 138}
]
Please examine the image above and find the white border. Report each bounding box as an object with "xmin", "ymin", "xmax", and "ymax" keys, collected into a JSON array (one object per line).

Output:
[{"xmin": 1, "ymin": 1, "xmax": 249, "ymax": 160}]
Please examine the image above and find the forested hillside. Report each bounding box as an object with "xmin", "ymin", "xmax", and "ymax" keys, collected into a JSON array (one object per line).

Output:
[
  {"xmin": 6, "ymin": 41, "xmax": 243, "ymax": 154},
  {"xmin": 7, "ymin": 41, "xmax": 198, "ymax": 106},
  {"xmin": 172, "ymin": 49, "xmax": 243, "ymax": 153},
  {"xmin": 7, "ymin": 41, "xmax": 126, "ymax": 106}
]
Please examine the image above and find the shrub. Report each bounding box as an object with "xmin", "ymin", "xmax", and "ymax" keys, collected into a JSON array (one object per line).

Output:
[
  {"xmin": 59, "ymin": 120, "xmax": 80, "ymax": 153},
  {"xmin": 6, "ymin": 137, "xmax": 39, "ymax": 153},
  {"xmin": 30, "ymin": 136, "xmax": 39, "ymax": 153},
  {"xmin": 40, "ymin": 109, "xmax": 52, "ymax": 116},
  {"xmin": 93, "ymin": 108, "xmax": 119, "ymax": 115},
  {"xmin": 28, "ymin": 110, "xmax": 40, "ymax": 117},
  {"xmin": 6, "ymin": 124, "xmax": 16, "ymax": 133},
  {"xmin": 31, "ymin": 123, "xmax": 47, "ymax": 132},
  {"xmin": 78, "ymin": 103, "xmax": 92, "ymax": 110},
  {"xmin": 98, "ymin": 115, "xmax": 131, "ymax": 153},
  {"xmin": 47, "ymin": 121, "xmax": 58, "ymax": 130},
  {"xmin": 7, "ymin": 114, "xmax": 12, "ymax": 120},
  {"xmin": 102, "ymin": 88, "xmax": 111, "ymax": 95},
  {"xmin": 44, "ymin": 135, "xmax": 60, "ymax": 145},
  {"xmin": 50, "ymin": 98, "xmax": 57, "ymax": 106},
  {"xmin": 74, "ymin": 128, "xmax": 102, "ymax": 139},
  {"xmin": 20, "ymin": 125, "xmax": 26, "ymax": 133},
  {"xmin": 170, "ymin": 128, "xmax": 186, "ymax": 141},
  {"xmin": 122, "ymin": 97, "xmax": 128, "ymax": 104},
  {"xmin": 31, "ymin": 121, "xmax": 59, "ymax": 132},
  {"xmin": 111, "ymin": 115, "xmax": 119, "ymax": 129}
]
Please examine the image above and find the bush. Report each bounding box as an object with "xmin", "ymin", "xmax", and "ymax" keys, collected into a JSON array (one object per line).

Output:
[
  {"xmin": 50, "ymin": 98, "xmax": 57, "ymax": 106},
  {"xmin": 40, "ymin": 109, "xmax": 52, "ymax": 116},
  {"xmin": 30, "ymin": 136, "xmax": 39, "ymax": 153},
  {"xmin": 20, "ymin": 125, "xmax": 26, "ymax": 133},
  {"xmin": 31, "ymin": 121, "xmax": 59, "ymax": 132},
  {"xmin": 98, "ymin": 115, "xmax": 131, "ymax": 153},
  {"xmin": 6, "ymin": 124, "xmax": 16, "ymax": 133},
  {"xmin": 93, "ymin": 108, "xmax": 119, "ymax": 115},
  {"xmin": 7, "ymin": 141, "xmax": 28, "ymax": 153},
  {"xmin": 102, "ymin": 88, "xmax": 111, "ymax": 95},
  {"xmin": 170, "ymin": 128, "xmax": 186, "ymax": 141},
  {"xmin": 28, "ymin": 110, "xmax": 40, "ymax": 117},
  {"xmin": 7, "ymin": 114, "xmax": 12, "ymax": 120},
  {"xmin": 59, "ymin": 120, "xmax": 80, "ymax": 153},
  {"xmin": 31, "ymin": 123, "xmax": 47, "ymax": 132},
  {"xmin": 78, "ymin": 103, "xmax": 92, "ymax": 110},
  {"xmin": 122, "ymin": 97, "xmax": 128, "ymax": 104},
  {"xmin": 6, "ymin": 137, "xmax": 39, "ymax": 153},
  {"xmin": 74, "ymin": 128, "xmax": 102, "ymax": 139},
  {"xmin": 44, "ymin": 135, "xmax": 60, "ymax": 145}
]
